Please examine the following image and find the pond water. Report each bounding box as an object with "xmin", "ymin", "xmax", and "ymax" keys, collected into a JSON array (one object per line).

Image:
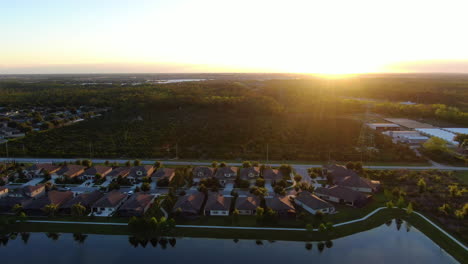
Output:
[{"xmin": 0, "ymin": 219, "xmax": 457, "ymax": 264}]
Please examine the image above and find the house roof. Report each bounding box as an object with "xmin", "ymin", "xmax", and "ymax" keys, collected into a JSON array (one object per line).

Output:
[
  {"xmin": 214, "ymin": 167, "xmax": 238, "ymax": 179},
  {"xmin": 24, "ymin": 191, "xmax": 73, "ymax": 210},
  {"xmin": 205, "ymin": 192, "xmax": 232, "ymax": 211},
  {"xmin": 83, "ymin": 166, "xmax": 112, "ymax": 176},
  {"xmin": 152, "ymin": 168, "xmax": 175, "ymax": 180},
  {"xmin": 61, "ymin": 191, "xmax": 104, "ymax": 209},
  {"xmin": 193, "ymin": 167, "xmax": 215, "ymax": 178},
  {"xmin": 265, "ymin": 195, "xmax": 295, "ymax": 212},
  {"xmin": 295, "ymin": 191, "xmax": 333, "ymax": 210},
  {"xmin": 338, "ymin": 176, "xmax": 380, "ymax": 191},
  {"xmin": 92, "ymin": 191, "xmax": 127, "ymax": 208},
  {"xmin": 263, "ymin": 169, "xmax": 283, "ymax": 181},
  {"xmin": 119, "ymin": 193, "xmax": 155, "ymax": 212},
  {"xmin": 240, "ymin": 167, "xmax": 260, "ymax": 180},
  {"xmin": 106, "ymin": 167, "xmax": 132, "ymax": 178},
  {"xmin": 173, "ymin": 192, "xmax": 205, "ymax": 214},
  {"xmin": 128, "ymin": 165, "xmax": 154, "ymax": 178},
  {"xmin": 0, "ymin": 186, "xmax": 8, "ymax": 192},
  {"xmin": 26, "ymin": 163, "xmax": 60, "ymax": 173},
  {"xmin": 235, "ymin": 195, "xmax": 260, "ymax": 211},
  {"xmin": 315, "ymin": 186, "xmax": 367, "ymax": 202},
  {"xmin": 323, "ymin": 164, "xmax": 358, "ymax": 179},
  {"xmin": 56, "ymin": 165, "xmax": 86, "ymax": 177},
  {"xmin": 22, "ymin": 184, "xmax": 45, "ymax": 194}
]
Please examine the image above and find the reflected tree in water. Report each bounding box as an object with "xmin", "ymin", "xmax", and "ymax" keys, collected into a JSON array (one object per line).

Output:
[
  {"xmin": 385, "ymin": 220, "xmax": 393, "ymax": 227},
  {"xmin": 0, "ymin": 235, "xmax": 9, "ymax": 246},
  {"xmin": 405, "ymin": 221, "xmax": 412, "ymax": 232},
  {"xmin": 9, "ymin": 232, "xmax": 18, "ymax": 240},
  {"xmin": 45, "ymin": 232, "xmax": 60, "ymax": 241},
  {"xmin": 255, "ymin": 240, "xmax": 263, "ymax": 245},
  {"xmin": 317, "ymin": 242, "xmax": 325, "ymax": 253},
  {"xmin": 233, "ymin": 238, "xmax": 239, "ymax": 243},
  {"xmin": 128, "ymin": 236, "xmax": 139, "ymax": 248},
  {"xmin": 395, "ymin": 219, "xmax": 403, "ymax": 231},
  {"xmin": 325, "ymin": 240, "xmax": 333, "ymax": 248},
  {"xmin": 73, "ymin": 233, "xmax": 88, "ymax": 244},
  {"xmin": 168, "ymin": 238, "xmax": 176, "ymax": 247},
  {"xmin": 159, "ymin": 237, "xmax": 168, "ymax": 249},
  {"xmin": 20, "ymin": 232, "xmax": 30, "ymax": 244},
  {"xmin": 305, "ymin": 243, "xmax": 313, "ymax": 251},
  {"xmin": 150, "ymin": 238, "xmax": 159, "ymax": 247}
]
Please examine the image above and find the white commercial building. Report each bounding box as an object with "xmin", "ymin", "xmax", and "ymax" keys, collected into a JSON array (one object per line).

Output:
[{"xmin": 415, "ymin": 128, "xmax": 457, "ymax": 145}]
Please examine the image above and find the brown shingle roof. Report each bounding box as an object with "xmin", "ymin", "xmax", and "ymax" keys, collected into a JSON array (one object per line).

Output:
[
  {"xmin": 61, "ymin": 191, "xmax": 104, "ymax": 209},
  {"xmin": 152, "ymin": 168, "xmax": 175, "ymax": 181},
  {"xmin": 263, "ymin": 169, "xmax": 283, "ymax": 181},
  {"xmin": 214, "ymin": 167, "xmax": 238, "ymax": 179},
  {"xmin": 83, "ymin": 166, "xmax": 112, "ymax": 176},
  {"xmin": 240, "ymin": 167, "xmax": 260, "ymax": 180},
  {"xmin": 295, "ymin": 191, "xmax": 333, "ymax": 210},
  {"xmin": 265, "ymin": 196, "xmax": 295, "ymax": 212},
  {"xmin": 235, "ymin": 195, "xmax": 260, "ymax": 211},
  {"xmin": 26, "ymin": 163, "xmax": 60, "ymax": 173},
  {"xmin": 324, "ymin": 164, "xmax": 358, "ymax": 179},
  {"xmin": 92, "ymin": 191, "xmax": 127, "ymax": 208},
  {"xmin": 106, "ymin": 167, "xmax": 131, "ymax": 178},
  {"xmin": 119, "ymin": 193, "xmax": 155, "ymax": 212},
  {"xmin": 193, "ymin": 167, "xmax": 214, "ymax": 179},
  {"xmin": 128, "ymin": 165, "xmax": 155, "ymax": 178},
  {"xmin": 204, "ymin": 192, "xmax": 232, "ymax": 211},
  {"xmin": 24, "ymin": 191, "xmax": 73, "ymax": 210},
  {"xmin": 173, "ymin": 192, "xmax": 205, "ymax": 214},
  {"xmin": 56, "ymin": 165, "xmax": 86, "ymax": 178},
  {"xmin": 338, "ymin": 176, "xmax": 380, "ymax": 191}
]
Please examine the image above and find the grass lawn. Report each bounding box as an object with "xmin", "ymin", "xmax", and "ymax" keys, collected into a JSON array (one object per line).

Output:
[{"xmin": 453, "ymin": 171, "xmax": 468, "ymax": 185}]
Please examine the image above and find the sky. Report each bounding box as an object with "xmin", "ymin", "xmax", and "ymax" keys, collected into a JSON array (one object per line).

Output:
[{"xmin": 1, "ymin": 0, "xmax": 468, "ymax": 74}]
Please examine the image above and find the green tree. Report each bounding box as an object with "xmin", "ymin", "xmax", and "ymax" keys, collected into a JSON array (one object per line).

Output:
[
  {"xmin": 386, "ymin": 201, "xmax": 394, "ymax": 209},
  {"xmin": 417, "ymin": 178, "xmax": 426, "ymax": 193},
  {"xmin": 454, "ymin": 134, "xmax": 468, "ymax": 147},
  {"xmin": 125, "ymin": 161, "xmax": 131, "ymax": 167},
  {"xmin": 397, "ymin": 196, "xmax": 405, "ymax": 209},
  {"xmin": 293, "ymin": 174, "xmax": 302, "ymax": 183},
  {"xmin": 12, "ymin": 204, "xmax": 23, "ymax": 216},
  {"xmin": 133, "ymin": 160, "xmax": 141, "ymax": 166},
  {"xmin": 154, "ymin": 161, "xmax": 162, "ymax": 168},
  {"xmin": 18, "ymin": 212, "xmax": 27, "ymax": 222},
  {"xmin": 43, "ymin": 204, "xmax": 59, "ymax": 217},
  {"xmin": 423, "ymin": 137, "xmax": 449, "ymax": 153},
  {"xmin": 318, "ymin": 223, "xmax": 327, "ymax": 232},
  {"xmin": 211, "ymin": 161, "xmax": 218, "ymax": 168},
  {"xmin": 256, "ymin": 207, "xmax": 264, "ymax": 223},
  {"xmin": 141, "ymin": 182, "xmax": 151, "ymax": 192},
  {"xmin": 71, "ymin": 203, "xmax": 87, "ymax": 217},
  {"xmin": 82, "ymin": 159, "xmax": 92, "ymax": 168},
  {"xmin": 406, "ymin": 202, "xmax": 414, "ymax": 214}
]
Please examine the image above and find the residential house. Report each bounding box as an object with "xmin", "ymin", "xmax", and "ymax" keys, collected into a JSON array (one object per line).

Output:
[
  {"xmin": 315, "ymin": 186, "xmax": 370, "ymax": 207},
  {"xmin": 204, "ymin": 192, "xmax": 232, "ymax": 216},
  {"xmin": 106, "ymin": 167, "xmax": 132, "ymax": 181},
  {"xmin": 214, "ymin": 166, "xmax": 238, "ymax": 186},
  {"xmin": 117, "ymin": 193, "xmax": 156, "ymax": 217},
  {"xmin": 294, "ymin": 191, "xmax": 335, "ymax": 214},
  {"xmin": 24, "ymin": 163, "xmax": 60, "ymax": 179},
  {"xmin": 323, "ymin": 164, "xmax": 358, "ymax": 182},
  {"xmin": 9, "ymin": 185, "xmax": 46, "ymax": 199},
  {"xmin": 56, "ymin": 165, "xmax": 86, "ymax": 179},
  {"xmin": 234, "ymin": 195, "xmax": 260, "ymax": 215},
  {"xmin": 192, "ymin": 166, "xmax": 215, "ymax": 183},
  {"xmin": 265, "ymin": 195, "xmax": 296, "ymax": 217},
  {"xmin": 151, "ymin": 168, "xmax": 176, "ymax": 185},
  {"xmin": 91, "ymin": 190, "xmax": 128, "ymax": 216},
  {"xmin": 79, "ymin": 166, "xmax": 113, "ymax": 180},
  {"xmin": 240, "ymin": 167, "xmax": 260, "ymax": 184},
  {"xmin": 0, "ymin": 197, "xmax": 32, "ymax": 213},
  {"xmin": 173, "ymin": 192, "xmax": 205, "ymax": 217},
  {"xmin": 337, "ymin": 176, "xmax": 381, "ymax": 193},
  {"xmin": 263, "ymin": 169, "xmax": 283, "ymax": 184},
  {"xmin": 23, "ymin": 190, "xmax": 73, "ymax": 216},
  {"xmin": 0, "ymin": 186, "xmax": 8, "ymax": 198},
  {"xmin": 128, "ymin": 165, "xmax": 155, "ymax": 183},
  {"xmin": 60, "ymin": 190, "xmax": 104, "ymax": 215}
]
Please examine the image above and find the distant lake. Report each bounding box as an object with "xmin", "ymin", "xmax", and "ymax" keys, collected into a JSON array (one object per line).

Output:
[
  {"xmin": 0, "ymin": 219, "xmax": 457, "ymax": 264},
  {"xmin": 155, "ymin": 79, "xmax": 207, "ymax": 83}
]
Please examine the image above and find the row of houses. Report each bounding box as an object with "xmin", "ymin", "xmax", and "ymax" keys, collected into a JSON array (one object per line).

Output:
[
  {"xmin": 173, "ymin": 190, "xmax": 335, "ymax": 218},
  {"xmin": 192, "ymin": 166, "xmax": 285, "ymax": 186},
  {"xmin": 0, "ymin": 185, "xmax": 156, "ymax": 217},
  {"xmin": 23, "ymin": 163, "xmax": 175, "ymax": 184}
]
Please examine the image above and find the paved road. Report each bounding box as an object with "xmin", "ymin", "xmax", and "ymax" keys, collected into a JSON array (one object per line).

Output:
[{"xmin": 1, "ymin": 157, "xmax": 467, "ymax": 171}]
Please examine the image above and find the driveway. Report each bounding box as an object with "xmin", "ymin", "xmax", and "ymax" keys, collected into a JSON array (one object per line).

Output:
[
  {"xmin": 294, "ymin": 166, "xmax": 311, "ymax": 184},
  {"xmin": 79, "ymin": 179, "xmax": 94, "ymax": 187}
]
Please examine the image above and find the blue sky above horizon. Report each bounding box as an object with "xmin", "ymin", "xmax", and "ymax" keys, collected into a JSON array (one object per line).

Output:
[{"xmin": 2, "ymin": 0, "xmax": 468, "ymax": 74}]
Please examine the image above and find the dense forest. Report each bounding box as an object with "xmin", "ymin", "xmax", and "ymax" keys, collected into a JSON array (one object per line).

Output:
[{"xmin": 0, "ymin": 75, "xmax": 466, "ymax": 161}]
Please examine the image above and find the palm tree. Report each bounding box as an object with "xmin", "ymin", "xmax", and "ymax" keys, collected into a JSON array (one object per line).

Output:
[
  {"xmin": 43, "ymin": 204, "xmax": 59, "ymax": 217},
  {"xmin": 71, "ymin": 203, "xmax": 87, "ymax": 217}
]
